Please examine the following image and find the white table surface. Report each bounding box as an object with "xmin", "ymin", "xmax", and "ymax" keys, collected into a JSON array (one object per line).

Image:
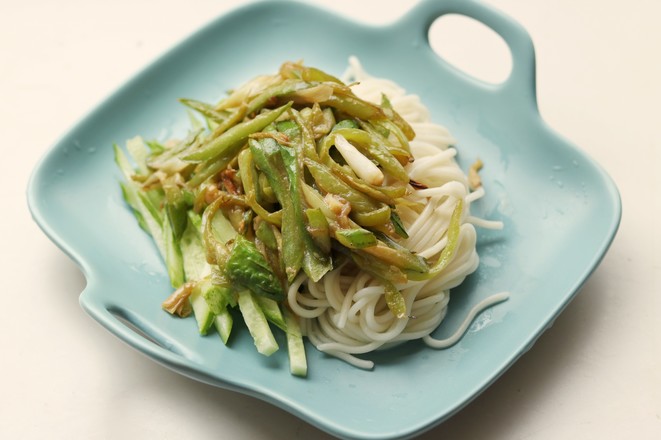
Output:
[{"xmin": 2, "ymin": 0, "xmax": 660, "ymax": 438}]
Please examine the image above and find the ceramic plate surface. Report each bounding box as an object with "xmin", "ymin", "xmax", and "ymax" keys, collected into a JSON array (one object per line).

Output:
[{"xmin": 27, "ymin": 0, "xmax": 621, "ymax": 438}]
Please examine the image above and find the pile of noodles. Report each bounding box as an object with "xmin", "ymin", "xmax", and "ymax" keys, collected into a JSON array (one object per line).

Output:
[{"xmin": 287, "ymin": 57, "xmax": 506, "ymax": 369}]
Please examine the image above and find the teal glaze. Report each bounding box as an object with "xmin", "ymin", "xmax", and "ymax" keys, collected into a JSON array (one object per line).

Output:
[{"xmin": 27, "ymin": 0, "xmax": 621, "ymax": 438}]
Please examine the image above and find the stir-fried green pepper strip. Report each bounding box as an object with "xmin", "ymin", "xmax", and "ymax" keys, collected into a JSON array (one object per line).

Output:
[
  {"xmin": 179, "ymin": 98, "xmax": 230, "ymax": 123},
  {"xmin": 297, "ymin": 92, "xmax": 384, "ymax": 121},
  {"xmin": 280, "ymin": 61, "xmax": 343, "ymax": 84},
  {"xmin": 360, "ymin": 240, "xmax": 428, "ymax": 274},
  {"xmin": 305, "ymin": 208, "xmax": 331, "ymax": 254},
  {"xmin": 430, "ymin": 199, "xmax": 463, "ymax": 275},
  {"xmin": 249, "ymin": 137, "xmax": 303, "ymax": 280},
  {"xmin": 250, "ymin": 137, "xmax": 331, "ymax": 282},
  {"xmin": 300, "ymin": 183, "xmax": 418, "ymax": 270},
  {"xmin": 184, "ymin": 102, "xmax": 292, "ymax": 162},
  {"xmin": 237, "ymin": 149, "xmax": 283, "ymax": 226},
  {"xmin": 297, "ymin": 120, "xmax": 396, "ymax": 228},
  {"xmin": 383, "ymin": 280, "xmax": 407, "ymax": 319},
  {"xmin": 300, "ymin": 183, "xmax": 379, "ymax": 249},
  {"xmin": 360, "ymin": 119, "xmax": 412, "ymax": 165},
  {"xmin": 347, "ymin": 246, "xmax": 408, "ymax": 285},
  {"xmin": 246, "ymin": 80, "xmax": 309, "ymax": 115},
  {"xmin": 379, "ymin": 93, "xmax": 416, "ymax": 141},
  {"xmin": 201, "ymin": 197, "xmax": 232, "ymax": 266},
  {"xmin": 318, "ymin": 150, "xmax": 409, "ymax": 205},
  {"xmin": 299, "ymin": 104, "xmax": 335, "ymax": 139},
  {"xmin": 254, "ymin": 217, "xmax": 286, "ymax": 288},
  {"xmin": 281, "ymin": 130, "xmax": 332, "ymax": 281},
  {"xmin": 390, "ymin": 211, "xmax": 409, "ymax": 239},
  {"xmin": 351, "ymin": 204, "xmax": 392, "ymax": 228},
  {"xmin": 403, "ymin": 199, "xmax": 464, "ymax": 282},
  {"xmin": 334, "ymin": 228, "xmax": 377, "ymax": 249},
  {"xmin": 323, "ymin": 128, "xmax": 410, "ymax": 183},
  {"xmin": 290, "ymin": 108, "xmax": 321, "ymax": 161},
  {"xmin": 303, "ymin": 158, "xmax": 390, "ymax": 227},
  {"xmin": 187, "ymin": 151, "xmax": 236, "ymax": 189},
  {"xmin": 209, "ymin": 104, "xmax": 249, "ymax": 138}
]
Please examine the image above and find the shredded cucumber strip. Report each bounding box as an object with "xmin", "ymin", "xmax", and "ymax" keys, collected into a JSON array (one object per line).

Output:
[{"xmin": 237, "ymin": 290, "xmax": 279, "ymax": 356}]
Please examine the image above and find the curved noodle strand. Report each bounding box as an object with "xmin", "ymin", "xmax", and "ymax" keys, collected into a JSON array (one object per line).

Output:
[{"xmin": 423, "ymin": 292, "xmax": 510, "ymax": 348}]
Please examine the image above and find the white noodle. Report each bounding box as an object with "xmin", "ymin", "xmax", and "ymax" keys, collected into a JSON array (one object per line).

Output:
[
  {"xmin": 423, "ymin": 292, "xmax": 510, "ymax": 348},
  {"xmin": 285, "ymin": 57, "xmax": 508, "ymax": 369}
]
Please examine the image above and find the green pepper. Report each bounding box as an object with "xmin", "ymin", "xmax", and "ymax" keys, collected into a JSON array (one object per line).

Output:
[
  {"xmin": 290, "ymin": 108, "xmax": 321, "ymax": 161},
  {"xmin": 179, "ymin": 98, "xmax": 231, "ymax": 123},
  {"xmin": 362, "ymin": 230, "xmax": 429, "ymax": 274},
  {"xmin": 246, "ymin": 80, "xmax": 309, "ymax": 115},
  {"xmin": 250, "ymin": 137, "xmax": 331, "ymax": 282},
  {"xmin": 383, "ymin": 280, "xmax": 407, "ymax": 319},
  {"xmin": 237, "ymin": 149, "xmax": 282, "ymax": 226},
  {"xmin": 380, "ymin": 93, "xmax": 416, "ymax": 141},
  {"xmin": 324, "ymin": 128, "xmax": 410, "ymax": 183},
  {"xmin": 279, "ymin": 134, "xmax": 332, "ymax": 282},
  {"xmin": 360, "ymin": 119, "xmax": 412, "ymax": 165},
  {"xmin": 303, "ymin": 158, "xmax": 383, "ymax": 216},
  {"xmin": 390, "ymin": 211, "xmax": 409, "ymax": 239},
  {"xmin": 280, "ymin": 61, "xmax": 344, "ymax": 84},
  {"xmin": 253, "ymin": 217, "xmax": 287, "ymax": 294},
  {"xmin": 319, "ymin": 152, "xmax": 409, "ymax": 205},
  {"xmin": 184, "ymin": 102, "xmax": 292, "ymax": 162},
  {"xmin": 162, "ymin": 174, "xmax": 189, "ymax": 240},
  {"xmin": 201, "ymin": 197, "xmax": 232, "ymax": 265},
  {"xmin": 332, "ymin": 119, "xmax": 360, "ymax": 131},
  {"xmin": 305, "ymin": 208, "xmax": 331, "ymax": 254},
  {"xmin": 334, "ymin": 228, "xmax": 377, "ymax": 249},
  {"xmin": 430, "ymin": 199, "xmax": 463, "ymax": 274}
]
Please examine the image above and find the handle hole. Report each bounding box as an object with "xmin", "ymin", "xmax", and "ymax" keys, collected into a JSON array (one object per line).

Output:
[
  {"xmin": 428, "ymin": 14, "xmax": 512, "ymax": 85},
  {"xmin": 108, "ymin": 306, "xmax": 185, "ymax": 357}
]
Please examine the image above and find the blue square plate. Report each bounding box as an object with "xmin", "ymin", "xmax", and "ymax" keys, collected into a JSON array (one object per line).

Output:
[{"xmin": 27, "ymin": 0, "xmax": 621, "ymax": 438}]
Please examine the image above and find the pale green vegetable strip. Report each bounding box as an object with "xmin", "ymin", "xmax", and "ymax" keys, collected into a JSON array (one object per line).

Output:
[
  {"xmin": 237, "ymin": 290, "xmax": 279, "ymax": 356},
  {"xmin": 183, "ymin": 102, "xmax": 292, "ymax": 162},
  {"xmin": 199, "ymin": 278, "xmax": 233, "ymax": 314},
  {"xmin": 180, "ymin": 217, "xmax": 211, "ymax": 281},
  {"xmin": 187, "ymin": 110, "xmax": 205, "ymax": 131},
  {"xmin": 117, "ymin": 141, "xmax": 185, "ymax": 287},
  {"xmin": 119, "ymin": 182, "xmax": 148, "ymax": 231},
  {"xmin": 126, "ymin": 136, "xmax": 150, "ymax": 175},
  {"xmin": 214, "ymin": 308, "xmax": 233, "ymax": 345},
  {"xmin": 283, "ymin": 308, "xmax": 307, "ymax": 377},
  {"xmin": 190, "ymin": 284, "xmax": 215, "ymax": 335},
  {"xmin": 210, "ymin": 209, "xmax": 238, "ymax": 244},
  {"xmin": 115, "ymin": 145, "xmax": 166, "ymax": 256},
  {"xmin": 163, "ymin": 214, "xmax": 185, "ymax": 288},
  {"xmin": 256, "ymin": 296, "xmax": 286, "ymax": 331}
]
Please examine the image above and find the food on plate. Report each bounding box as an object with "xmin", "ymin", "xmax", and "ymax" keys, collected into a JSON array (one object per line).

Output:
[{"xmin": 114, "ymin": 57, "xmax": 507, "ymax": 375}]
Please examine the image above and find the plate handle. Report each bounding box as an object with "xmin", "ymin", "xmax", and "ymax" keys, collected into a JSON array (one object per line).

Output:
[
  {"xmin": 399, "ymin": 0, "xmax": 538, "ymax": 111},
  {"xmin": 80, "ymin": 284, "xmax": 198, "ymax": 371}
]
